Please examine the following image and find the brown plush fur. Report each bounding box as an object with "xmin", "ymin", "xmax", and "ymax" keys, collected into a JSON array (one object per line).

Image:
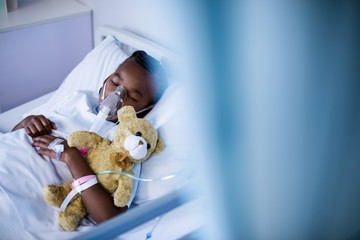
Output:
[{"xmin": 43, "ymin": 106, "xmax": 164, "ymax": 231}]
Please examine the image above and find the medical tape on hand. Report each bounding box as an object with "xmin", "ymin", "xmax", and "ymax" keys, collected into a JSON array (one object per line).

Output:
[
  {"xmin": 48, "ymin": 138, "xmax": 64, "ymax": 149},
  {"xmin": 48, "ymin": 138, "xmax": 64, "ymax": 160},
  {"xmin": 59, "ymin": 177, "xmax": 98, "ymax": 212}
]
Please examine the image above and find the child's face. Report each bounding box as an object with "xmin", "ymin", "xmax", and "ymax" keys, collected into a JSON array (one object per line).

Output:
[{"xmin": 99, "ymin": 58, "xmax": 156, "ymax": 116}]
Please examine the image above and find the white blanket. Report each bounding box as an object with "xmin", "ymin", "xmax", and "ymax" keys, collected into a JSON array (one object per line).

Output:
[
  {"xmin": 0, "ymin": 91, "xmax": 133, "ymax": 239},
  {"xmin": 0, "ymin": 130, "xmax": 94, "ymax": 239},
  {"xmin": 0, "ymin": 89, "xmax": 203, "ymax": 240}
]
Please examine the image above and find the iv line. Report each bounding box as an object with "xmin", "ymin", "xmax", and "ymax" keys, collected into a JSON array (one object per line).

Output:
[
  {"xmin": 145, "ymin": 213, "xmax": 168, "ymax": 240},
  {"xmin": 96, "ymin": 166, "xmax": 193, "ymax": 182}
]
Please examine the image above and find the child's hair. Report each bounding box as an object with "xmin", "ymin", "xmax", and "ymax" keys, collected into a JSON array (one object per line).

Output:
[{"xmin": 130, "ymin": 50, "xmax": 168, "ymax": 103}]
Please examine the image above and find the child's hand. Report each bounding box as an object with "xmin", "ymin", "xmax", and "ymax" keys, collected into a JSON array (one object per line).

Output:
[
  {"xmin": 20, "ymin": 115, "xmax": 57, "ymax": 137},
  {"xmin": 32, "ymin": 135, "xmax": 82, "ymax": 163}
]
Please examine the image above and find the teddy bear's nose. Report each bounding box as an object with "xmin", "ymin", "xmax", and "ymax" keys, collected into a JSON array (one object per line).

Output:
[{"xmin": 124, "ymin": 134, "xmax": 149, "ymax": 160}]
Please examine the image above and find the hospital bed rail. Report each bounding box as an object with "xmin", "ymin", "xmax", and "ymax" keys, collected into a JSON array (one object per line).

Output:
[{"xmin": 73, "ymin": 185, "xmax": 199, "ymax": 240}]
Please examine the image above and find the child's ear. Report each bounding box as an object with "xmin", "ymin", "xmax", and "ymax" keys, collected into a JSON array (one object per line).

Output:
[{"xmin": 153, "ymin": 137, "xmax": 165, "ymax": 154}]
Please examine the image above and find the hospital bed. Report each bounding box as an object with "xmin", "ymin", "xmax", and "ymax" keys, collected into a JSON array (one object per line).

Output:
[{"xmin": 0, "ymin": 25, "xmax": 204, "ymax": 239}]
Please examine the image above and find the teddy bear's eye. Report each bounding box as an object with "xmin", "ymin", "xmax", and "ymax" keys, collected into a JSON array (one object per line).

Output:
[
  {"xmin": 147, "ymin": 143, "xmax": 151, "ymax": 149},
  {"xmin": 135, "ymin": 132, "xmax": 142, "ymax": 137}
]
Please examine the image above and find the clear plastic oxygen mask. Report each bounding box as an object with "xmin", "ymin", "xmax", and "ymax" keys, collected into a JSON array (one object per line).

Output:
[
  {"xmin": 89, "ymin": 85, "xmax": 127, "ymax": 133},
  {"xmin": 100, "ymin": 85, "xmax": 128, "ymax": 122}
]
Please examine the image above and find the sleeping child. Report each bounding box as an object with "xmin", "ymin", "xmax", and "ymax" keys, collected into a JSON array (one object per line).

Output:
[{"xmin": 0, "ymin": 50, "xmax": 167, "ymax": 238}]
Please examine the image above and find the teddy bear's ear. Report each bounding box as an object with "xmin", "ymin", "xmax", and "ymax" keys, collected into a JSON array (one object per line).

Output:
[
  {"xmin": 153, "ymin": 137, "xmax": 165, "ymax": 154},
  {"xmin": 118, "ymin": 106, "xmax": 137, "ymax": 122}
]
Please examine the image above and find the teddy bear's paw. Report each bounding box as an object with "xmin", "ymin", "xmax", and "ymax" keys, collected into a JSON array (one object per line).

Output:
[
  {"xmin": 113, "ymin": 179, "xmax": 132, "ymax": 207},
  {"xmin": 59, "ymin": 213, "xmax": 82, "ymax": 231},
  {"xmin": 114, "ymin": 192, "xmax": 131, "ymax": 208},
  {"xmin": 114, "ymin": 198, "xmax": 128, "ymax": 208},
  {"xmin": 43, "ymin": 184, "xmax": 69, "ymax": 207},
  {"xmin": 59, "ymin": 199, "xmax": 87, "ymax": 231}
]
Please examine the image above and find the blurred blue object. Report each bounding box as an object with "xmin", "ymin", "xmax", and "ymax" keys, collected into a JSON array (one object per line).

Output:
[{"xmin": 188, "ymin": 1, "xmax": 360, "ymax": 240}]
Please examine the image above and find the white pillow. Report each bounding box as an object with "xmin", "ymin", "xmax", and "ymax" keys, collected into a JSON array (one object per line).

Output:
[
  {"xmin": 51, "ymin": 35, "xmax": 129, "ymax": 105},
  {"xmin": 27, "ymin": 36, "xmax": 129, "ymax": 115},
  {"xmin": 134, "ymin": 82, "xmax": 191, "ymax": 205}
]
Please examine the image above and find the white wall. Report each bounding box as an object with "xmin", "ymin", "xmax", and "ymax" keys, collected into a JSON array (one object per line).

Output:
[{"xmin": 77, "ymin": 0, "xmax": 189, "ymax": 52}]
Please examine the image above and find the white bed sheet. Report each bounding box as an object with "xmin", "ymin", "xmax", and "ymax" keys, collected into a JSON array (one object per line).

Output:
[
  {"xmin": 0, "ymin": 91, "xmax": 103, "ymax": 239},
  {"xmin": 0, "ymin": 130, "xmax": 94, "ymax": 240}
]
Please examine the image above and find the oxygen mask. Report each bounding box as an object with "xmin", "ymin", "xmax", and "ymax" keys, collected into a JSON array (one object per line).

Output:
[{"xmin": 100, "ymin": 85, "xmax": 128, "ymax": 122}]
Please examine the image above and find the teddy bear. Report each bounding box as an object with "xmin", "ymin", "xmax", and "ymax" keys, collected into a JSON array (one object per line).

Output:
[{"xmin": 42, "ymin": 106, "xmax": 164, "ymax": 231}]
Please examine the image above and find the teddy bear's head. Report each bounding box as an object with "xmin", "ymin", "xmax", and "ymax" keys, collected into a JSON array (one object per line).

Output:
[{"xmin": 112, "ymin": 106, "xmax": 164, "ymax": 163}]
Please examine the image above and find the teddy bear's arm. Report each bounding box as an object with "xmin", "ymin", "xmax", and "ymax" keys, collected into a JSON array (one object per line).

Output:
[
  {"xmin": 68, "ymin": 131, "xmax": 110, "ymax": 148},
  {"xmin": 113, "ymin": 176, "xmax": 133, "ymax": 207}
]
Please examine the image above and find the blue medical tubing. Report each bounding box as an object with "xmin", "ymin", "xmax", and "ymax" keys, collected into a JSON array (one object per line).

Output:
[{"xmin": 72, "ymin": 185, "xmax": 197, "ymax": 240}]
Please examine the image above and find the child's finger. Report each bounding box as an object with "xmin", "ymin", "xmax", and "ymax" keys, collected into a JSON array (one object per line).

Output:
[
  {"xmin": 24, "ymin": 127, "xmax": 34, "ymax": 137},
  {"xmin": 32, "ymin": 138, "xmax": 49, "ymax": 149},
  {"xmin": 49, "ymin": 119, "xmax": 57, "ymax": 130},
  {"xmin": 27, "ymin": 125, "xmax": 40, "ymax": 137},
  {"xmin": 37, "ymin": 148, "xmax": 55, "ymax": 159},
  {"xmin": 38, "ymin": 117, "xmax": 52, "ymax": 133}
]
